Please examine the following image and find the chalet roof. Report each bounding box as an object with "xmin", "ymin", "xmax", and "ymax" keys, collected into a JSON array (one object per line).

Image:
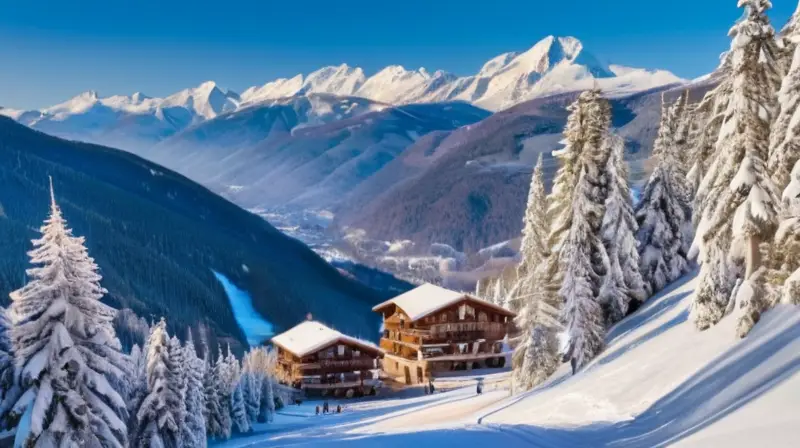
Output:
[
  {"xmin": 271, "ymin": 321, "xmax": 383, "ymax": 358},
  {"xmin": 372, "ymin": 283, "xmax": 516, "ymax": 322}
]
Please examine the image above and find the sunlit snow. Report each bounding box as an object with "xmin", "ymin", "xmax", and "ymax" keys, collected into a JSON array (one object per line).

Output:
[{"xmin": 212, "ymin": 270, "xmax": 274, "ymax": 347}]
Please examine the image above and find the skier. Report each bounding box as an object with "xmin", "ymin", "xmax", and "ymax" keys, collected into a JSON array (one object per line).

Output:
[{"xmin": 316, "ymin": 405, "xmax": 320, "ymax": 415}]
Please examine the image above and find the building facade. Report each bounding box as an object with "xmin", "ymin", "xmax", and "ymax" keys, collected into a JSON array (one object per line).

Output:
[
  {"xmin": 373, "ymin": 283, "xmax": 516, "ymax": 385},
  {"xmin": 271, "ymin": 321, "xmax": 384, "ymax": 398}
]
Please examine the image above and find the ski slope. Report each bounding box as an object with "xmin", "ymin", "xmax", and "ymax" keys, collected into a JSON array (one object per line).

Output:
[{"xmin": 214, "ymin": 272, "xmax": 800, "ymax": 447}]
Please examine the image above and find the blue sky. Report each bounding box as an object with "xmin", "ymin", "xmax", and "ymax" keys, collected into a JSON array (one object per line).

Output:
[{"xmin": 0, "ymin": 0, "xmax": 795, "ymax": 109}]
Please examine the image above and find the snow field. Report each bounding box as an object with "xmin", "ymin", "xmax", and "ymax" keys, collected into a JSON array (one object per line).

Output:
[{"xmin": 213, "ymin": 273, "xmax": 800, "ymax": 447}]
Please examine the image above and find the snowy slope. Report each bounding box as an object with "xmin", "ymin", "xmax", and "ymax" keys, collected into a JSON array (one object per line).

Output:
[{"xmin": 213, "ymin": 272, "xmax": 800, "ymax": 447}]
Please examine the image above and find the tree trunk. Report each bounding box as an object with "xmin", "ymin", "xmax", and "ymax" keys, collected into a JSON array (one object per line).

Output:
[{"xmin": 746, "ymin": 234, "xmax": 762, "ymax": 279}]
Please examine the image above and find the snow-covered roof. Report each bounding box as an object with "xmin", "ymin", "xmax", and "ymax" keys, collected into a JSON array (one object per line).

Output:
[
  {"xmin": 372, "ymin": 283, "xmax": 515, "ymax": 322},
  {"xmin": 271, "ymin": 321, "xmax": 383, "ymax": 358}
]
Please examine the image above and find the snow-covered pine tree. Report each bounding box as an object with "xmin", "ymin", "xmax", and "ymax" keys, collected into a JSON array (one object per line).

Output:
[
  {"xmin": 558, "ymin": 88, "xmax": 613, "ymax": 371},
  {"xmin": 692, "ymin": 0, "xmax": 782, "ymax": 332},
  {"xmin": 671, "ymin": 91, "xmax": 696, "ymax": 187},
  {"xmin": 600, "ymin": 135, "xmax": 646, "ymax": 324},
  {"xmin": 182, "ymin": 334, "xmax": 207, "ymax": 448},
  {"xmin": 203, "ymin": 350, "xmax": 226, "ymax": 440},
  {"xmin": 510, "ymin": 153, "xmax": 550, "ymax": 304},
  {"xmin": 636, "ymin": 96, "xmax": 692, "ymax": 297},
  {"xmin": 262, "ymin": 349, "xmax": 277, "ymax": 423},
  {"xmin": 168, "ymin": 335, "xmax": 189, "ymax": 447},
  {"xmin": 241, "ymin": 372, "xmax": 258, "ymax": 425},
  {"xmin": 511, "ymin": 154, "xmax": 561, "ymax": 391},
  {"xmin": 689, "ymin": 64, "xmax": 733, "ymax": 205},
  {"xmin": 215, "ymin": 347, "xmax": 233, "ymax": 439},
  {"xmin": 127, "ymin": 342, "xmax": 147, "ymax": 438},
  {"xmin": 10, "ymin": 179, "xmax": 129, "ymax": 447},
  {"xmin": 771, "ymin": 160, "xmax": 800, "ymax": 305},
  {"xmin": 230, "ymin": 380, "xmax": 249, "ymax": 434},
  {"xmin": 769, "ymin": 27, "xmax": 800, "ymax": 191},
  {"xmin": 776, "ymin": 2, "xmax": 800, "ymax": 74},
  {"xmin": 226, "ymin": 350, "xmax": 250, "ymax": 434},
  {"xmin": 0, "ymin": 307, "xmax": 20, "ymax": 431},
  {"xmin": 241, "ymin": 351, "xmax": 262, "ymax": 425},
  {"xmin": 133, "ymin": 319, "xmax": 181, "ymax": 447}
]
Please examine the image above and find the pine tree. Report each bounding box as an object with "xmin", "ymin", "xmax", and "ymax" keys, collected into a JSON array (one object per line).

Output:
[
  {"xmin": 777, "ymin": 2, "xmax": 800, "ymax": 73},
  {"xmin": 693, "ymin": 0, "xmax": 782, "ymax": 332},
  {"xmin": 127, "ymin": 342, "xmax": 147, "ymax": 438},
  {"xmin": 133, "ymin": 319, "xmax": 181, "ymax": 447},
  {"xmin": 636, "ymin": 97, "xmax": 692, "ymax": 298},
  {"xmin": 215, "ymin": 348, "xmax": 233, "ymax": 439},
  {"xmin": 182, "ymin": 333, "xmax": 207, "ymax": 448},
  {"xmin": 517, "ymin": 154, "xmax": 549, "ymax": 283},
  {"xmin": 558, "ymin": 88, "xmax": 613, "ymax": 371},
  {"xmin": 673, "ymin": 91, "xmax": 696, "ymax": 179},
  {"xmin": 10, "ymin": 179, "xmax": 129, "ymax": 447},
  {"xmin": 0, "ymin": 307, "xmax": 20, "ymax": 431},
  {"xmin": 226, "ymin": 349, "xmax": 249, "ymax": 434},
  {"xmin": 688, "ymin": 77, "xmax": 733, "ymax": 200},
  {"xmin": 540, "ymin": 89, "xmax": 598, "ymax": 346},
  {"xmin": 600, "ymin": 135, "xmax": 646, "ymax": 324},
  {"xmin": 168, "ymin": 336, "xmax": 189, "ymax": 447},
  {"xmin": 772, "ymin": 160, "xmax": 800, "ymax": 306},
  {"xmin": 511, "ymin": 154, "xmax": 561, "ymax": 392},
  {"xmin": 203, "ymin": 350, "xmax": 225, "ymax": 440},
  {"xmin": 769, "ymin": 28, "xmax": 800, "ymax": 191},
  {"xmin": 241, "ymin": 372, "xmax": 259, "ymax": 425}
]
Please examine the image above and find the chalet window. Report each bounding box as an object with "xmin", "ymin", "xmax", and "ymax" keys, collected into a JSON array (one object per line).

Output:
[
  {"xmin": 458, "ymin": 304, "xmax": 465, "ymax": 320},
  {"xmin": 440, "ymin": 313, "xmax": 447, "ymax": 323},
  {"xmin": 338, "ymin": 345, "xmax": 345, "ymax": 356},
  {"xmin": 478, "ymin": 312, "xmax": 488, "ymax": 322},
  {"xmin": 354, "ymin": 350, "xmax": 360, "ymax": 357}
]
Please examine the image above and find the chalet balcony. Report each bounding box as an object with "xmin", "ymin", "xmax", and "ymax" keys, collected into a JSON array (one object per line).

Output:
[
  {"xmin": 382, "ymin": 322, "xmax": 509, "ymax": 346},
  {"xmin": 297, "ymin": 356, "xmax": 379, "ymax": 371},
  {"xmin": 299, "ymin": 373, "xmax": 381, "ymax": 390}
]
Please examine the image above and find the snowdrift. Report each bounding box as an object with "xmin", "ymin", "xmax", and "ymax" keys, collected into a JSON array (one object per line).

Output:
[{"xmin": 219, "ymin": 272, "xmax": 800, "ymax": 447}]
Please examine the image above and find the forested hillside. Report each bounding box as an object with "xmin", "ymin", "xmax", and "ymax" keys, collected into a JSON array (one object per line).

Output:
[{"xmin": 0, "ymin": 116, "xmax": 387, "ymax": 352}]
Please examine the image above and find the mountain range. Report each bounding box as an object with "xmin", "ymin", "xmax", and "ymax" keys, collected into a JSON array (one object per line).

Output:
[
  {"xmin": 0, "ymin": 35, "xmax": 696, "ymax": 280},
  {"xmin": 0, "ymin": 36, "xmax": 684, "ymax": 152}
]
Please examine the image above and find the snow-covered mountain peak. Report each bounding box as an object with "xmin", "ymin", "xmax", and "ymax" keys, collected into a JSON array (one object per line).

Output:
[
  {"xmin": 509, "ymin": 35, "xmax": 606, "ymax": 76},
  {"xmin": 45, "ymin": 90, "xmax": 99, "ymax": 114},
  {"xmin": 161, "ymin": 81, "xmax": 239, "ymax": 120},
  {"xmin": 301, "ymin": 64, "xmax": 366, "ymax": 96},
  {"xmin": 130, "ymin": 92, "xmax": 150, "ymax": 103},
  {"xmin": 478, "ymin": 52, "xmax": 521, "ymax": 78}
]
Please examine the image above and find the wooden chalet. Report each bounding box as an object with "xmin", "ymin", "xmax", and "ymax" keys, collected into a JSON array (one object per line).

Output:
[
  {"xmin": 271, "ymin": 321, "xmax": 384, "ymax": 397},
  {"xmin": 373, "ymin": 283, "xmax": 516, "ymax": 385}
]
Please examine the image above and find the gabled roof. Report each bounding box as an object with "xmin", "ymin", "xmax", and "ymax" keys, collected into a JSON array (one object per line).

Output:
[
  {"xmin": 372, "ymin": 283, "xmax": 516, "ymax": 322},
  {"xmin": 271, "ymin": 321, "xmax": 383, "ymax": 358}
]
